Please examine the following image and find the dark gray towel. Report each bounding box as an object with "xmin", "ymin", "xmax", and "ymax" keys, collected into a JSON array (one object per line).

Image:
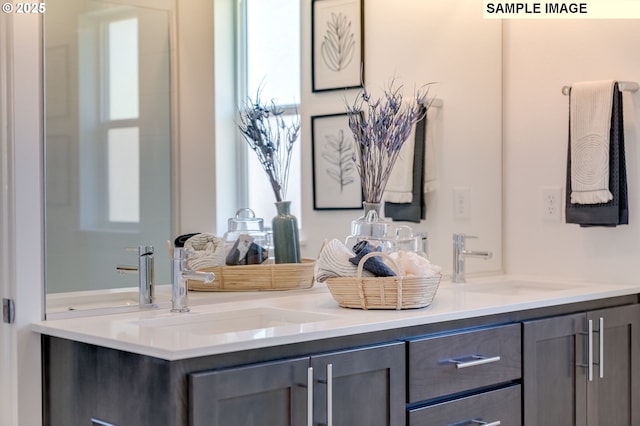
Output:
[
  {"xmin": 349, "ymin": 241, "xmax": 396, "ymax": 277},
  {"xmin": 565, "ymin": 82, "xmax": 628, "ymax": 227},
  {"xmin": 384, "ymin": 106, "xmax": 427, "ymax": 223}
]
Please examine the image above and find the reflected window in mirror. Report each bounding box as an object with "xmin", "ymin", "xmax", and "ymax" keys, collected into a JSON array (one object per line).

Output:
[
  {"xmin": 78, "ymin": 9, "xmax": 144, "ymax": 232},
  {"xmin": 107, "ymin": 17, "xmax": 140, "ymax": 224},
  {"xmin": 237, "ymin": 0, "xmax": 301, "ymax": 224}
]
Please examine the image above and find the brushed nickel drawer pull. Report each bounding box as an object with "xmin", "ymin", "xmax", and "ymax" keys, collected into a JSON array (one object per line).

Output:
[
  {"xmin": 470, "ymin": 419, "xmax": 501, "ymax": 426},
  {"xmin": 448, "ymin": 355, "xmax": 501, "ymax": 369}
]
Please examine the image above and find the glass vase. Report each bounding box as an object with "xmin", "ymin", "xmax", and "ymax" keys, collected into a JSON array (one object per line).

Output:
[
  {"xmin": 345, "ymin": 201, "xmax": 392, "ymax": 252},
  {"xmin": 272, "ymin": 201, "xmax": 301, "ymax": 264}
]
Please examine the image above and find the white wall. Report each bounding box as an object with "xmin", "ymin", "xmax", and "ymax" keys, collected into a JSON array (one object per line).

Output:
[{"xmin": 503, "ymin": 19, "xmax": 640, "ymax": 284}]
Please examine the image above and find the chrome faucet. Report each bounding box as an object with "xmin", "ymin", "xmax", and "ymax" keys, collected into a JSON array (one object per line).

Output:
[
  {"xmin": 172, "ymin": 247, "xmax": 215, "ymax": 313},
  {"xmin": 452, "ymin": 234, "xmax": 492, "ymax": 283},
  {"xmin": 116, "ymin": 245, "xmax": 156, "ymax": 306}
]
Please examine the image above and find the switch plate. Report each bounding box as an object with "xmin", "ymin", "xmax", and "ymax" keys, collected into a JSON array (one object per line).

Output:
[
  {"xmin": 453, "ymin": 187, "xmax": 471, "ymax": 220},
  {"xmin": 541, "ymin": 186, "xmax": 562, "ymax": 221}
]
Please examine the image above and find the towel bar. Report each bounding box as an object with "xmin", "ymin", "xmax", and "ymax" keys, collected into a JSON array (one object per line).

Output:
[
  {"xmin": 426, "ymin": 97, "xmax": 443, "ymax": 108},
  {"xmin": 562, "ymin": 81, "xmax": 639, "ymax": 96}
]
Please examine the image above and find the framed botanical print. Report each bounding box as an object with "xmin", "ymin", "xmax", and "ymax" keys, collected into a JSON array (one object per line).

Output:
[
  {"xmin": 311, "ymin": 113, "xmax": 363, "ymax": 210},
  {"xmin": 312, "ymin": 0, "xmax": 364, "ymax": 92}
]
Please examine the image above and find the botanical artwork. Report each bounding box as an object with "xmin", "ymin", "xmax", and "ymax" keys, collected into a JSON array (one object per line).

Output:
[
  {"xmin": 320, "ymin": 12, "xmax": 356, "ymax": 73},
  {"xmin": 312, "ymin": 0, "xmax": 363, "ymax": 92},
  {"xmin": 312, "ymin": 113, "xmax": 363, "ymax": 210},
  {"xmin": 322, "ymin": 127, "xmax": 356, "ymax": 192}
]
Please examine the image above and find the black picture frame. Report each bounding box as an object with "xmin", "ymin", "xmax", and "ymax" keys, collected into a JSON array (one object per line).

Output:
[
  {"xmin": 311, "ymin": 0, "xmax": 364, "ymax": 92},
  {"xmin": 311, "ymin": 113, "xmax": 363, "ymax": 210}
]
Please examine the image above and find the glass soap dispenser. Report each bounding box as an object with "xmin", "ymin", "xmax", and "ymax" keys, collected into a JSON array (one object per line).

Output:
[{"xmin": 222, "ymin": 208, "xmax": 270, "ymax": 265}]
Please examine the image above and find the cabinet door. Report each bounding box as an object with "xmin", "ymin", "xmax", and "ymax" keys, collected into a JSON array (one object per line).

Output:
[
  {"xmin": 523, "ymin": 313, "xmax": 588, "ymax": 426},
  {"xmin": 311, "ymin": 342, "xmax": 405, "ymax": 426},
  {"xmin": 587, "ymin": 304, "xmax": 640, "ymax": 426},
  {"xmin": 189, "ymin": 357, "xmax": 309, "ymax": 426}
]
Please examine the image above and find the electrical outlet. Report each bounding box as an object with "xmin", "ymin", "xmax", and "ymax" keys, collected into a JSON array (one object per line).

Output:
[
  {"xmin": 453, "ymin": 187, "xmax": 470, "ymax": 220},
  {"xmin": 541, "ymin": 187, "xmax": 562, "ymax": 221}
]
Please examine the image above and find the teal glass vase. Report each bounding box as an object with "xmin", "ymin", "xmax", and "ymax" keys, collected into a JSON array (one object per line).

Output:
[{"xmin": 272, "ymin": 201, "xmax": 301, "ymax": 264}]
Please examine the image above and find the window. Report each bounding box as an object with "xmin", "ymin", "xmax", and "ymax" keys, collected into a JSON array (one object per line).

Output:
[
  {"xmin": 238, "ymin": 0, "xmax": 301, "ymax": 224},
  {"xmin": 105, "ymin": 16, "xmax": 140, "ymax": 223}
]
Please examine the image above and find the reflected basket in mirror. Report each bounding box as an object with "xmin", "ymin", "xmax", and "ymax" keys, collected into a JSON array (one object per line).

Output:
[
  {"xmin": 189, "ymin": 208, "xmax": 315, "ymax": 291},
  {"xmin": 188, "ymin": 259, "xmax": 316, "ymax": 292}
]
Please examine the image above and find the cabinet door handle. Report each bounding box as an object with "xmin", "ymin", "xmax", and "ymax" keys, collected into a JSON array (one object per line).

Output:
[
  {"xmin": 577, "ymin": 319, "xmax": 594, "ymax": 381},
  {"xmin": 588, "ymin": 319, "xmax": 594, "ymax": 381},
  {"xmin": 599, "ymin": 317, "xmax": 604, "ymax": 379},
  {"xmin": 307, "ymin": 367, "xmax": 313, "ymax": 426},
  {"xmin": 327, "ymin": 363, "xmax": 333, "ymax": 426},
  {"xmin": 448, "ymin": 355, "xmax": 501, "ymax": 369},
  {"xmin": 470, "ymin": 419, "xmax": 501, "ymax": 426}
]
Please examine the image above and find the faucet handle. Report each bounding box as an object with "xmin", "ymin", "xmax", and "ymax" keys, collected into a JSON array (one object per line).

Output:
[{"xmin": 453, "ymin": 233, "xmax": 478, "ymax": 242}]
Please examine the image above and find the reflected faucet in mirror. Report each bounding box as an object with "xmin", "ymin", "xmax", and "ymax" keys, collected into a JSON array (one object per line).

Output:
[
  {"xmin": 452, "ymin": 234, "xmax": 492, "ymax": 283},
  {"xmin": 171, "ymin": 248, "xmax": 215, "ymax": 313},
  {"xmin": 116, "ymin": 245, "xmax": 156, "ymax": 306}
]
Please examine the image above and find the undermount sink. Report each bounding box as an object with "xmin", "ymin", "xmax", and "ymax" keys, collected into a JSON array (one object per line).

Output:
[
  {"xmin": 130, "ymin": 307, "xmax": 339, "ymax": 336},
  {"xmin": 464, "ymin": 280, "xmax": 587, "ymax": 296}
]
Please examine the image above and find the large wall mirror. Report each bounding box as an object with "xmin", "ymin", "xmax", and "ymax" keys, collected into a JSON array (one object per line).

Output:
[
  {"xmin": 44, "ymin": 0, "xmax": 174, "ymax": 312},
  {"xmin": 44, "ymin": 0, "xmax": 503, "ymax": 315}
]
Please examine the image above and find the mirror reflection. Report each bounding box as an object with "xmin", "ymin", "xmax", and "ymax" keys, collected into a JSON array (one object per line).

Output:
[
  {"xmin": 45, "ymin": 0, "xmax": 173, "ymax": 305},
  {"xmin": 45, "ymin": 0, "xmax": 503, "ymax": 315}
]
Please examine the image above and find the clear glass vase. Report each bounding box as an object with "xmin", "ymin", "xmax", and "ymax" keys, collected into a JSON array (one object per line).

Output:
[
  {"xmin": 345, "ymin": 202, "xmax": 393, "ymax": 252},
  {"xmin": 272, "ymin": 201, "xmax": 301, "ymax": 264}
]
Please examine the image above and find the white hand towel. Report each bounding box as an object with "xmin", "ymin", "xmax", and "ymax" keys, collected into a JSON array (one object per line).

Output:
[
  {"xmin": 184, "ymin": 233, "xmax": 226, "ymax": 270},
  {"xmin": 383, "ymin": 126, "xmax": 416, "ymax": 203},
  {"xmin": 570, "ymin": 80, "xmax": 615, "ymax": 204},
  {"xmin": 315, "ymin": 239, "xmax": 374, "ymax": 282}
]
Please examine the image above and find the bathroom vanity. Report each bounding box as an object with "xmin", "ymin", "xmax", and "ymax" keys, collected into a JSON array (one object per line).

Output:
[{"xmin": 34, "ymin": 276, "xmax": 640, "ymax": 426}]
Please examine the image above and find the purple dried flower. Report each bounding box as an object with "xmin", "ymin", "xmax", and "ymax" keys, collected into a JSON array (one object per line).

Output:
[{"xmin": 345, "ymin": 79, "xmax": 434, "ymax": 203}]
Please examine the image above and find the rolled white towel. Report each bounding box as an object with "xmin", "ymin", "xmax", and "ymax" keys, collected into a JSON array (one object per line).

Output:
[
  {"xmin": 184, "ymin": 233, "xmax": 226, "ymax": 270},
  {"xmin": 315, "ymin": 239, "xmax": 375, "ymax": 282}
]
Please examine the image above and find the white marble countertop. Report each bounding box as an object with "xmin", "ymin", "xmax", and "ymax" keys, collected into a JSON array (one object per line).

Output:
[{"xmin": 32, "ymin": 275, "xmax": 639, "ymax": 361}]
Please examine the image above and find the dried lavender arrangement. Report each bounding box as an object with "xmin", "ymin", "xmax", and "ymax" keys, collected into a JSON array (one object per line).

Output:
[
  {"xmin": 236, "ymin": 92, "xmax": 300, "ymax": 203},
  {"xmin": 346, "ymin": 80, "xmax": 433, "ymax": 204}
]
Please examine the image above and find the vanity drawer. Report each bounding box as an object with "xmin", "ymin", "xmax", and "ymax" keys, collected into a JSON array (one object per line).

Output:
[
  {"xmin": 408, "ymin": 384, "xmax": 521, "ymax": 425},
  {"xmin": 408, "ymin": 323, "xmax": 521, "ymax": 402}
]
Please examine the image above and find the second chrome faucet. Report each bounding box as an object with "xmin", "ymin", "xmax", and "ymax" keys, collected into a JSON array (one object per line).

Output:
[{"xmin": 452, "ymin": 234, "xmax": 492, "ymax": 283}]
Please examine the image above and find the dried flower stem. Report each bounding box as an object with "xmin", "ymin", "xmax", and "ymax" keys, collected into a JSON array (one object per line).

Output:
[
  {"xmin": 346, "ymin": 79, "xmax": 433, "ymax": 203},
  {"xmin": 237, "ymin": 91, "xmax": 300, "ymax": 202}
]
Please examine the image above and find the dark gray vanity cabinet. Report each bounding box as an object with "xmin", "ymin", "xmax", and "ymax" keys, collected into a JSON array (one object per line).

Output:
[
  {"xmin": 189, "ymin": 342, "xmax": 405, "ymax": 426},
  {"xmin": 523, "ymin": 304, "xmax": 640, "ymax": 426},
  {"xmin": 43, "ymin": 295, "xmax": 640, "ymax": 426}
]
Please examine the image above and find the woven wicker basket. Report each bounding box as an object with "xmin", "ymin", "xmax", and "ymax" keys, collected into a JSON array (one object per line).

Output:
[
  {"xmin": 326, "ymin": 252, "xmax": 440, "ymax": 310},
  {"xmin": 188, "ymin": 258, "xmax": 315, "ymax": 291}
]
